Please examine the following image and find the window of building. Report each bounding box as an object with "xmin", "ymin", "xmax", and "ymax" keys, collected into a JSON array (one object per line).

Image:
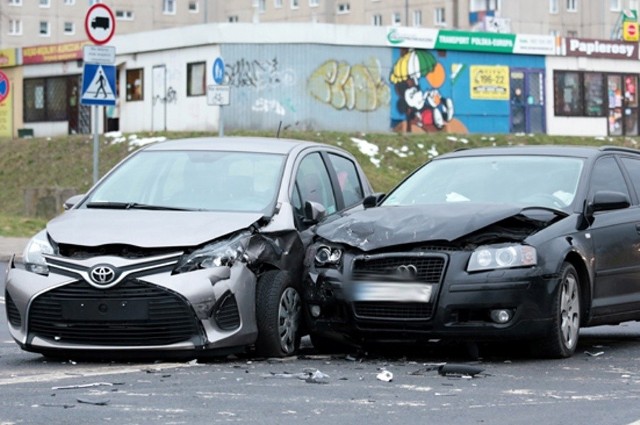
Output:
[
  {"xmin": 630, "ymin": 0, "xmax": 639, "ymax": 11},
  {"xmin": 163, "ymin": 0, "xmax": 176, "ymax": 14},
  {"xmin": 228, "ymin": 15, "xmax": 239, "ymax": 22},
  {"xmin": 291, "ymin": 0, "xmax": 299, "ymax": 9},
  {"xmin": 126, "ymin": 69, "xmax": 144, "ymax": 101},
  {"xmin": 24, "ymin": 77, "xmax": 71, "ymax": 122},
  {"xmin": 64, "ymin": 22, "xmax": 74, "ymax": 34},
  {"xmin": 89, "ymin": 0, "xmax": 103, "ymax": 4},
  {"xmin": 9, "ymin": 19, "xmax": 22, "ymax": 35},
  {"xmin": 611, "ymin": 0, "xmax": 622, "ymax": 10},
  {"xmin": 566, "ymin": 0, "xmax": 578, "ymax": 12},
  {"xmin": 554, "ymin": 71, "xmax": 583, "ymax": 116},
  {"xmin": 188, "ymin": 1, "xmax": 198, "ymax": 12},
  {"xmin": 275, "ymin": 0, "xmax": 283, "ymax": 7},
  {"xmin": 39, "ymin": 0, "xmax": 50, "ymax": 7},
  {"xmin": 392, "ymin": 12, "xmax": 402, "ymax": 25},
  {"xmin": 550, "ymin": 0, "xmax": 559, "ymax": 13},
  {"xmin": 583, "ymin": 73, "xmax": 605, "ymax": 117},
  {"xmin": 470, "ymin": 0, "xmax": 500, "ymax": 11},
  {"xmin": 413, "ymin": 10, "xmax": 422, "ymax": 26},
  {"xmin": 567, "ymin": 29, "xmax": 578, "ymax": 36},
  {"xmin": 64, "ymin": 0, "xmax": 75, "ymax": 4},
  {"xmin": 435, "ymin": 7, "xmax": 446, "ymax": 25},
  {"xmin": 310, "ymin": 0, "xmax": 319, "ymax": 6},
  {"xmin": 257, "ymin": 0, "xmax": 266, "ymax": 12},
  {"xmin": 187, "ymin": 62, "xmax": 206, "ymax": 97},
  {"xmin": 39, "ymin": 21, "xmax": 50, "ymax": 36},
  {"xmin": 116, "ymin": 10, "xmax": 134, "ymax": 20},
  {"xmin": 372, "ymin": 14, "xmax": 382, "ymax": 25},
  {"xmin": 8, "ymin": 0, "xmax": 22, "ymax": 6},
  {"xmin": 337, "ymin": 3, "xmax": 350, "ymax": 13}
]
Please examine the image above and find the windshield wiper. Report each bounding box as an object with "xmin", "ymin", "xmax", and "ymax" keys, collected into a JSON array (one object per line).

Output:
[{"xmin": 86, "ymin": 201, "xmax": 194, "ymax": 211}]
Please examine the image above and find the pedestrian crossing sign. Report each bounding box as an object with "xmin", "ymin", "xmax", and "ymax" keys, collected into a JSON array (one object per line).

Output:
[{"xmin": 81, "ymin": 63, "xmax": 116, "ymax": 106}]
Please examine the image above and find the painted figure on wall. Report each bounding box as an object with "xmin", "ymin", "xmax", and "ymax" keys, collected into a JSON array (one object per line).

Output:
[{"xmin": 390, "ymin": 49, "xmax": 455, "ymax": 132}]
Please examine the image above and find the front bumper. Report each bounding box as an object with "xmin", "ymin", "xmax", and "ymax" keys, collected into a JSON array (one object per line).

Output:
[
  {"xmin": 304, "ymin": 251, "xmax": 559, "ymax": 344},
  {"xmin": 5, "ymin": 253, "xmax": 259, "ymax": 357}
]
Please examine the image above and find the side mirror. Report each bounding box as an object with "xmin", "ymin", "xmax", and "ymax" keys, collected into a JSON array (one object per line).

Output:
[
  {"xmin": 589, "ymin": 190, "xmax": 630, "ymax": 213},
  {"xmin": 63, "ymin": 194, "xmax": 85, "ymax": 210},
  {"xmin": 363, "ymin": 193, "xmax": 385, "ymax": 209},
  {"xmin": 303, "ymin": 200, "xmax": 327, "ymax": 225}
]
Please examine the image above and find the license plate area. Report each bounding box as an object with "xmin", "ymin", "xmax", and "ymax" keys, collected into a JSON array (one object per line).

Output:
[{"xmin": 60, "ymin": 299, "xmax": 149, "ymax": 321}]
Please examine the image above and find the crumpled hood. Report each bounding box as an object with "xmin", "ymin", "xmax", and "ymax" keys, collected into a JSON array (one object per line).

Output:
[
  {"xmin": 47, "ymin": 209, "xmax": 264, "ymax": 248},
  {"xmin": 315, "ymin": 203, "xmax": 525, "ymax": 251}
]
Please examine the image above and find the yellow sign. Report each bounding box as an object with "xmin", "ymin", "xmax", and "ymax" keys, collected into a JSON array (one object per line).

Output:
[
  {"xmin": 0, "ymin": 48, "xmax": 17, "ymax": 67},
  {"xmin": 470, "ymin": 65, "xmax": 510, "ymax": 100},
  {"xmin": 623, "ymin": 21, "xmax": 639, "ymax": 41}
]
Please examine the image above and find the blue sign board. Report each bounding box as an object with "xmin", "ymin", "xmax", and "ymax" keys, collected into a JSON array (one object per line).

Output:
[
  {"xmin": 81, "ymin": 63, "xmax": 116, "ymax": 106},
  {"xmin": 212, "ymin": 57, "xmax": 225, "ymax": 85}
]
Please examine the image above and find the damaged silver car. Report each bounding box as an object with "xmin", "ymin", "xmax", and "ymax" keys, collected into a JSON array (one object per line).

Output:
[
  {"xmin": 5, "ymin": 137, "xmax": 371, "ymax": 359},
  {"xmin": 305, "ymin": 145, "xmax": 640, "ymax": 358}
]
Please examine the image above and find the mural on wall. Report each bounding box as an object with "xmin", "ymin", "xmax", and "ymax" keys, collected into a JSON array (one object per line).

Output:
[
  {"xmin": 307, "ymin": 58, "xmax": 390, "ymax": 111},
  {"xmin": 390, "ymin": 49, "xmax": 466, "ymax": 133}
]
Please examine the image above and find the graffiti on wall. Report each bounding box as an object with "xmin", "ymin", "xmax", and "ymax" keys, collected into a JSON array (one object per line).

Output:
[
  {"xmin": 225, "ymin": 58, "xmax": 296, "ymax": 91},
  {"xmin": 308, "ymin": 58, "xmax": 390, "ymax": 111},
  {"xmin": 153, "ymin": 86, "xmax": 177, "ymax": 105},
  {"xmin": 252, "ymin": 97, "xmax": 296, "ymax": 116}
]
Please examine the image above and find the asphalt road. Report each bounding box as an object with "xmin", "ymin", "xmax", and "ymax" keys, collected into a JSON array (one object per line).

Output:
[{"xmin": 3, "ymin": 261, "xmax": 640, "ymax": 425}]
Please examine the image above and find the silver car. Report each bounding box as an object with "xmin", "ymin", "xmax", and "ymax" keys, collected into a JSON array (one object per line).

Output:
[{"xmin": 5, "ymin": 137, "xmax": 372, "ymax": 359}]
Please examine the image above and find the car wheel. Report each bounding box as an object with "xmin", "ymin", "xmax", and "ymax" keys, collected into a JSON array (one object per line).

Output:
[
  {"xmin": 255, "ymin": 270, "xmax": 302, "ymax": 357},
  {"xmin": 539, "ymin": 262, "xmax": 581, "ymax": 358}
]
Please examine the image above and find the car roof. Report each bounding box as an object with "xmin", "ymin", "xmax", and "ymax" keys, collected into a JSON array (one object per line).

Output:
[
  {"xmin": 142, "ymin": 136, "xmax": 327, "ymax": 155},
  {"xmin": 436, "ymin": 144, "xmax": 640, "ymax": 160}
]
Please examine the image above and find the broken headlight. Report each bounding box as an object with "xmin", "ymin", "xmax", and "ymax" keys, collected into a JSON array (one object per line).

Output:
[
  {"xmin": 23, "ymin": 230, "xmax": 54, "ymax": 275},
  {"xmin": 175, "ymin": 231, "xmax": 250, "ymax": 273},
  {"xmin": 314, "ymin": 244, "xmax": 343, "ymax": 267},
  {"xmin": 467, "ymin": 244, "xmax": 537, "ymax": 272}
]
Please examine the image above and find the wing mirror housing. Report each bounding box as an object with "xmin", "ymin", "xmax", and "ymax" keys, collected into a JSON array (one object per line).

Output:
[
  {"xmin": 588, "ymin": 190, "xmax": 630, "ymax": 215},
  {"xmin": 63, "ymin": 194, "xmax": 85, "ymax": 210},
  {"xmin": 363, "ymin": 193, "xmax": 386, "ymax": 209},
  {"xmin": 303, "ymin": 201, "xmax": 327, "ymax": 225}
]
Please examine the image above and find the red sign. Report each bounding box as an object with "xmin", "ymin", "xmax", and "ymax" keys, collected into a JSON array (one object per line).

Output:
[
  {"xmin": 22, "ymin": 41, "xmax": 90, "ymax": 64},
  {"xmin": 84, "ymin": 4, "xmax": 116, "ymax": 45}
]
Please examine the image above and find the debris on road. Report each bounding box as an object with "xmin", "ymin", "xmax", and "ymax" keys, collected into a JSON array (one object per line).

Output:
[
  {"xmin": 438, "ymin": 364, "xmax": 484, "ymax": 378},
  {"xmin": 77, "ymin": 398, "xmax": 110, "ymax": 406},
  {"xmin": 52, "ymin": 382, "xmax": 117, "ymax": 390},
  {"xmin": 376, "ymin": 369, "xmax": 393, "ymax": 382}
]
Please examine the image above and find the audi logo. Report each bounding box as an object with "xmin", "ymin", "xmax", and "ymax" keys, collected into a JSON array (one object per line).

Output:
[
  {"xmin": 395, "ymin": 264, "xmax": 418, "ymax": 280},
  {"xmin": 89, "ymin": 265, "xmax": 116, "ymax": 286}
]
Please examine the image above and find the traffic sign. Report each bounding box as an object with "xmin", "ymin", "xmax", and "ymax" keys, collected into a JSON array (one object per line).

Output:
[
  {"xmin": 0, "ymin": 71, "xmax": 10, "ymax": 104},
  {"xmin": 81, "ymin": 63, "xmax": 116, "ymax": 106},
  {"xmin": 83, "ymin": 45, "xmax": 116, "ymax": 64},
  {"xmin": 207, "ymin": 85, "xmax": 230, "ymax": 106},
  {"xmin": 85, "ymin": 3, "xmax": 116, "ymax": 45},
  {"xmin": 212, "ymin": 57, "xmax": 225, "ymax": 85}
]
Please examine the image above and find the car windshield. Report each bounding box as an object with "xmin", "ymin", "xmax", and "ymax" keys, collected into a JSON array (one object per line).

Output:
[
  {"xmin": 383, "ymin": 155, "xmax": 585, "ymax": 209},
  {"xmin": 85, "ymin": 150, "xmax": 286, "ymax": 213}
]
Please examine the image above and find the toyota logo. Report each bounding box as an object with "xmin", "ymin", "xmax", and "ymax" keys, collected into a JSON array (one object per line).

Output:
[
  {"xmin": 89, "ymin": 265, "xmax": 116, "ymax": 286},
  {"xmin": 395, "ymin": 264, "xmax": 418, "ymax": 280}
]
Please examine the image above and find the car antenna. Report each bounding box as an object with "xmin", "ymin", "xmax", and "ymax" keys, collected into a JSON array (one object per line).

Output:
[{"xmin": 276, "ymin": 121, "xmax": 282, "ymax": 138}]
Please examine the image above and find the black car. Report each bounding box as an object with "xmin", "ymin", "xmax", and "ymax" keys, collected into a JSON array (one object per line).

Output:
[{"xmin": 304, "ymin": 145, "xmax": 640, "ymax": 358}]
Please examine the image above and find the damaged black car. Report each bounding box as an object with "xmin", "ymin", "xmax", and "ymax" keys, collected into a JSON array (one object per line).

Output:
[{"xmin": 305, "ymin": 145, "xmax": 640, "ymax": 358}]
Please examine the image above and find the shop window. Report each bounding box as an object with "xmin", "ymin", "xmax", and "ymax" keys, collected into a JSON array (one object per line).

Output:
[
  {"xmin": 187, "ymin": 62, "xmax": 206, "ymax": 96},
  {"xmin": 24, "ymin": 77, "xmax": 71, "ymax": 122},
  {"xmin": 126, "ymin": 69, "xmax": 144, "ymax": 101},
  {"xmin": 554, "ymin": 71, "xmax": 583, "ymax": 116},
  {"xmin": 583, "ymin": 73, "xmax": 605, "ymax": 117}
]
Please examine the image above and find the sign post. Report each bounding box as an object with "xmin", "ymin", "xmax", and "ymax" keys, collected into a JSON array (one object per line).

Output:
[
  {"xmin": 83, "ymin": 3, "xmax": 116, "ymax": 184},
  {"xmin": 210, "ymin": 57, "xmax": 228, "ymax": 137}
]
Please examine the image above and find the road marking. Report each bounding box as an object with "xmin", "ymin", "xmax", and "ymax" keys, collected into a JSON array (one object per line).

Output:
[
  {"xmin": 0, "ymin": 296, "xmax": 5, "ymax": 304},
  {"xmin": 0, "ymin": 362, "xmax": 200, "ymax": 386}
]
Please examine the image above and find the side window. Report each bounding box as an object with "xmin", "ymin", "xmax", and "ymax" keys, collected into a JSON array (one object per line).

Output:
[
  {"xmin": 589, "ymin": 156, "xmax": 630, "ymax": 200},
  {"xmin": 294, "ymin": 153, "xmax": 337, "ymax": 217},
  {"xmin": 621, "ymin": 157, "xmax": 640, "ymax": 201},
  {"xmin": 328, "ymin": 153, "xmax": 364, "ymax": 208}
]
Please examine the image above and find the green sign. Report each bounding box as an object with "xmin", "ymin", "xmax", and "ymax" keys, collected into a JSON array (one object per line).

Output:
[{"xmin": 435, "ymin": 30, "xmax": 517, "ymax": 54}]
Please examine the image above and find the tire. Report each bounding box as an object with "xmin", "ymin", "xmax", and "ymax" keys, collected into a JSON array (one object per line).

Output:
[
  {"xmin": 255, "ymin": 270, "xmax": 302, "ymax": 357},
  {"xmin": 538, "ymin": 262, "xmax": 581, "ymax": 358}
]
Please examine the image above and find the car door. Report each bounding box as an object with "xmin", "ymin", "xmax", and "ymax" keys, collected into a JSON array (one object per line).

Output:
[{"xmin": 588, "ymin": 155, "xmax": 640, "ymax": 316}]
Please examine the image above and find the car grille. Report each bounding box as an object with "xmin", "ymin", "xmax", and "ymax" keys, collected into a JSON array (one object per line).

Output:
[
  {"xmin": 350, "ymin": 254, "xmax": 446, "ymax": 321},
  {"xmin": 5, "ymin": 291, "xmax": 21, "ymax": 327},
  {"xmin": 212, "ymin": 292, "xmax": 241, "ymax": 331},
  {"xmin": 353, "ymin": 302, "xmax": 433, "ymax": 320},
  {"xmin": 351, "ymin": 255, "xmax": 446, "ymax": 284},
  {"xmin": 28, "ymin": 279, "xmax": 201, "ymax": 346}
]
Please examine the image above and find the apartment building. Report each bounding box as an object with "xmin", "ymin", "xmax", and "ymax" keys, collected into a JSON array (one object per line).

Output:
[{"xmin": 0, "ymin": 1, "xmax": 636, "ymax": 49}]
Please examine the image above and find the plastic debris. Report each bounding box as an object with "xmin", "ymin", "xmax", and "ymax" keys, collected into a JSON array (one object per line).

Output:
[
  {"xmin": 585, "ymin": 351, "xmax": 604, "ymax": 357},
  {"xmin": 52, "ymin": 382, "xmax": 114, "ymax": 390},
  {"xmin": 438, "ymin": 364, "xmax": 484, "ymax": 377},
  {"xmin": 305, "ymin": 370, "xmax": 330, "ymax": 384},
  {"xmin": 376, "ymin": 370, "xmax": 393, "ymax": 382},
  {"xmin": 410, "ymin": 364, "xmax": 445, "ymax": 375},
  {"xmin": 77, "ymin": 398, "xmax": 110, "ymax": 406}
]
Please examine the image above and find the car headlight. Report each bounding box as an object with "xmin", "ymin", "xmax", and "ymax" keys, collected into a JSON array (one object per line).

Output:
[
  {"xmin": 467, "ymin": 244, "xmax": 537, "ymax": 272},
  {"xmin": 174, "ymin": 231, "xmax": 250, "ymax": 273},
  {"xmin": 23, "ymin": 230, "xmax": 54, "ymax": 275},
  {"xmin": 314, "ymin": 244, "xmax": 343, "ymax": 267}
]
